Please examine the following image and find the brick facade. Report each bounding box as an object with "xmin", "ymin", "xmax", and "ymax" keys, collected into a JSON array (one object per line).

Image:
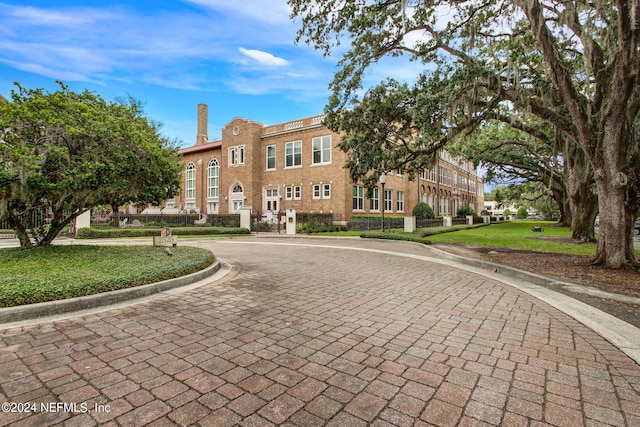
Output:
[{"xmin": 171, "ymin": 104, "xmax": 484, "ymax": 223}]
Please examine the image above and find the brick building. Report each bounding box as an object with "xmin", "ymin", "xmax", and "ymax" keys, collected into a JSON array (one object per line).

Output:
[{"xmin": 169, "ymin": 104, "xmax": 484, "ymax": 223}]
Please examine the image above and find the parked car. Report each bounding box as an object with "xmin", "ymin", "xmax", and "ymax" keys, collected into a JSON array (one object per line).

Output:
[{"xmin": 635, "ymin": 219, "xmax": 640, "ymax": 235}]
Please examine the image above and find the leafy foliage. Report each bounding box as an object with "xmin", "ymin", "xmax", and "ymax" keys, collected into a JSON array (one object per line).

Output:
[
  {"xmin": 412, "ymin": 202, "xmax": 435, "ymax": 220},
  {"xmin": 457, "ymin": 204, "xmax": 477, "ymax": 218},
  {"xmin": 75, "ymin": 227, "xmax": 250, "ymax": 239},
  {"xmin": 0, "ymin": 82, "xmax": 181, "ymax": 247},
  {"xmin": 0, "ymin": 245, "xmax": 214, "ymax": 307},
  {"xmin": 290, "ymin": 0, "xmax": 640, "ymax": 267},
  {"xmin": 360, "ymin": 231, "xmax": 431, "ymax": 245},
  {"xmin": 517, "ymin": 206, "xmax": 528, "ymax": 219}
]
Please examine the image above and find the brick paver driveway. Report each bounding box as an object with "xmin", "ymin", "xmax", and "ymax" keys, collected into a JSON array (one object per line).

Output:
[{"xmin": 1, "ymin": 237, "xmax": 639, "ymax": 426}]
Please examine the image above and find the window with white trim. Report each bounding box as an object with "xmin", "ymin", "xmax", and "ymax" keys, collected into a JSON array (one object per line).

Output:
[
  {"xmin": 229, "ymin": 145, "xmax": 245, "ymax": 166},
  {"xmin": 397, "ymin": 191, "xmax": 405, "ymax": 212},
  {"xmin": 285, "ymin": 185, "xmax": 302, "ymax": 200},
  {"xmin": 370, "ymin": 188, "xmax": 379, "ymax": 211},
  {"xmin": 313, "ymin": 184, "xmax": 331, "ymax": 199},
  {"xmin": 207, "ymin": 158, "xmax": 219, "ymax": 198},
  {"xmin": 323, "ymin": 184, "xmax": 331, "ymax": 199},
  {"xmin": 384, "ymin": 189, "xmax": 393, "ymax": 212},
  {"xmin": 185, "ymin": 162, "xmax": 195, "ymax": 200},
  {"xmin": 285, "ymin": 140, "xmax": 302, "ymax": 168},
  {"xmin": 312, "ymin": 135, "xmax": 331, "ymax": 165},
  {"xmin": 229, "ymin": 147, "xmax": 236, "ymax": 166},
  {"xmin": 238, "ymin": 146, "xmax": 245, "ymax": 164},
  {"xmin": 353, "ymin": 185, "xmax": 364, "ymax": 211},
  {"xmin": 266, "ymin": 145, "xmax": 276, "ymax": 170}
]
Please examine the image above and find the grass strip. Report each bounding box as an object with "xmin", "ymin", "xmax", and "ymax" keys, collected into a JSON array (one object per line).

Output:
[{"xmin": 426, "ymin": 221, "xmax": 598, "ymax": 255}]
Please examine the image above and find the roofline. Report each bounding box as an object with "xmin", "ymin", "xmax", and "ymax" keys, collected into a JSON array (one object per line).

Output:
[{"xmin": 178, "ymin": 141, "xmax": 222, "ymax": 155}]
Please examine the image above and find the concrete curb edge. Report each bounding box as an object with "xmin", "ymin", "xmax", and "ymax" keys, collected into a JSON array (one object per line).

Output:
[{"xmin": 0, "ymin": 260, "xmax": 221, "ymax": 324}]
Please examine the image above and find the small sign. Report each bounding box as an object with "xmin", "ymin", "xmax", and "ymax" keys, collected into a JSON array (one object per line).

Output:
[{"xmin": 153, "ymin": 227, "xmax": 178, "ymax": 247}]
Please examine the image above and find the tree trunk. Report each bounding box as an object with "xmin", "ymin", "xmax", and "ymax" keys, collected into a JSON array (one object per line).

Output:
[
  {"xmin": 549, "ymin": 186, "xmax": 570, "ymax": 226},
  {"xmin": 112, "ymin": 205, "xmax": 121, "ymax": 228},
  {"xmin": 567, "ymin": 145, "xmax": 597, "ymax": 242},
  {"xmin": 4, "ymin": 211, "xmax": 33, "ymax": 247},
  {"xmin": 14, "ymin": 223, "xmax": 33, "ymax": 248},
  {"xmin": 592, "ymin": 127, "xmax": 640, "ymax": 267},
  {"xmin": 570, "ymin": 187, "xmax": 598, "ymax": 242},
  {"xmin": 594, "ymin": 181, "xmax": 636, "ymax": 267}
]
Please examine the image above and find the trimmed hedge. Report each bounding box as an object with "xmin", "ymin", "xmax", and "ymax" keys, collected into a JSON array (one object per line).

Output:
[
  {"xmin": 76, "ymin": 226, "xmax": 250, "ymax": 239},
  {"xmin": 360, "ymin": 231, "xmax": 431, "ymax": 245},
  {"xmin": 0, "ymin": 245, "xmax": 215, "ymax": 307},
  {"xmin": 360, "ymin": 223, "xmax": 488, "ymax": 244},
  {"xmin": 419, "ymin": 223, "xmax": 487, "ymax": 236}
]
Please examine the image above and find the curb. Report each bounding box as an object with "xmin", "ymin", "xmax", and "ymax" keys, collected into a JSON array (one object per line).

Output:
[
  {"xmin": 423, "ymin": 245, "xmax": 640, "ymax": 305},
  {"xmin": 0, "ymin": 260, "xmax": 221, "ymax": 324}
]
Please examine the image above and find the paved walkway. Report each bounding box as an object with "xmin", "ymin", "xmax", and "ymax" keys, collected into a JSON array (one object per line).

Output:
[{"xmin": 1, "ymin": 237, "xmax": 639, "ymax": 426}]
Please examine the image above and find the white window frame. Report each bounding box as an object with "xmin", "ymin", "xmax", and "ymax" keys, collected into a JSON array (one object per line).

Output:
[
  {"xmin": 285, "ymin": 140, "xmax": 302, "ymax": 168},
  {"xmin": 312, "ymin": 184, "xmax": 321, "ymax": 199},
  {"xmin": 384, "ymin": 189, "xmax": 393, "ymax": 212},
  {"xmin": 312, "ymin": 135, "xmax": 331, "ymax": 165},
  {"xmin": 266, "ymin": 145, "xmax": 276, "ymax": 170},
  {"xmin": 238, "ymin": 145, "xmax": 245, "ymax": 165},
  {"xmin": 370, "ymin": 188, "xmax": 379, "ymax": 211},
  {"xmin": 207, "ymin": 158, "xmax": 219, "ymax": 198},
  {"xmin": 322, "ymin": 184, "xmax": 331, "ymax": 199},
  {"xmin": 353, "ymin": 185, "xmax": 364, "ymax": 211},
  {"xmin": 397, "ymin": 191, "xmax": 405, "ymax": 212},
  {"xmin": 229, "ymin": 145, "xmax": 245, "ymax": 166},
  {"xmin": 185, "ymin": 162, "xmax": 196, "ymax": 200},
  {"xmin": 285, "ymin": 186, "xmax": 293, "ymax": 200}
]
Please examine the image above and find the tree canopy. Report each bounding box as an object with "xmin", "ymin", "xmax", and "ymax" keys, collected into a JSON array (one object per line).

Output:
[
  {"xmin": 0, "ymin": 82, "xmax": 182, "ymax": 247},
  {"xmin": 290, "ymin": 0, "xmax": 640, "ymax": 268}
]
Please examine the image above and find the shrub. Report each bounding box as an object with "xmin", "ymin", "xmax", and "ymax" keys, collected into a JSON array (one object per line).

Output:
[
  {"xmin": 76, "ymin": 227, "xmax": 250, "ymax": 239},
  {"xmin": 517, "ymin": 206, "xmax": 528, "ymax": 219},
  {"xmin": 252, "ymin": 222, "xmax": 271, "ymax": 232},
  {"xmin": 456, "ymin": 204, "xmax": 476, "ymax": 218},
  {"xmin": 503, "ymin": 209, "xmax": 512, "ymax": 217},
  {"xmin": 297, "ymin": 222, "xmax": 348, "ymax": 233},
  {"xmin": 361, "ymin": 231, "xmax": 431, "ymax": 245},
  {"xmin": 413, "ymin": 202, "xmax": 435, "ymax": 220}
]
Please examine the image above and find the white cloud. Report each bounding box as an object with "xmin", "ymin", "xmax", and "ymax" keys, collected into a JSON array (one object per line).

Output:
[
  {"xmin": 0, "ymin": 0, "xmax": 332, "ymax": 100},
  {"xmin": 182, "ymin": 0, "xmax": 291, "ymax": 24},
  {"xmin": 238, "ymin": 48, "xmax": 289, "ymax": 67}
]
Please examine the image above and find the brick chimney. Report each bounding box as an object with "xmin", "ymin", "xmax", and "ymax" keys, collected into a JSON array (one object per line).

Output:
[{"xmin": 196, "ymin": 103, "xmax": 208, "ymax": 145}]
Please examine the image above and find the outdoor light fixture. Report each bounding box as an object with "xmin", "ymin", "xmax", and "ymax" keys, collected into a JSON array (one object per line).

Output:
[{"xmin": 379, "ymin": 173, "xmax": 387, "ymax": 232}]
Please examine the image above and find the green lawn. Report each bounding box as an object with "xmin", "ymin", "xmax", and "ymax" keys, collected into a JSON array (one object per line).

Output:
[
  {"xmin": 0, "ymin": 245, "xmax": 214, "ymax": 307},
  {"xmin": 426, "ymin": 221, "xmax": 599, "ymax": 255}
]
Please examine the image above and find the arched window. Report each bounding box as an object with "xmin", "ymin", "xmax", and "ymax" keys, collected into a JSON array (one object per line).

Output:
[
  {"xmin": 185, "ymin": 162, "xmax": 196, "ymax": 200},
  {"xmin": 208, "ymin": 158, "xmax": 219, "ymax": 198},
  {"xmin": 232, "ymin": 184, "xmax": 243, "ymax": 194}
]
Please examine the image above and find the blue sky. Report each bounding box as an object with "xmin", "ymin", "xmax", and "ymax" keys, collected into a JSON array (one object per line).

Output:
[{"xmin": 0, "ymin": 0, "xmax": 346, "ymax": 147}]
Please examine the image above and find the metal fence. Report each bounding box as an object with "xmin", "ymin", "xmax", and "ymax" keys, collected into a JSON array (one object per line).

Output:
[
  {"xmin": 1, "ymin": 210, "xmax": 48, "ymax": 238},
  {"xmin": 91, "ymin": 213, "xmax": 241, "ymax": 228},
  {"xmin": 416, "ymin": 219, "xmax": 444, "ymax": 228},
  {"xmin": 349, "ymin": 217, "xmax": 407, "ymax": 231}
]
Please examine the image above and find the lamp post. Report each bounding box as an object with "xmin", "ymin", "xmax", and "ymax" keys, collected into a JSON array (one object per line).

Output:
[{"xmin": 379, "ymin": 173, "xmax": 387, "ymax": 232}]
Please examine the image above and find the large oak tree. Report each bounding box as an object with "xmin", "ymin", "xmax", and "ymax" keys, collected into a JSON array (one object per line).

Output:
[
  {"xmin": 0, "ymin": 82, "xmax": 181, "ymax": 247},
  {"xmin": 290, "ymin": 0, "xmax": 640, "ymax": 268}
]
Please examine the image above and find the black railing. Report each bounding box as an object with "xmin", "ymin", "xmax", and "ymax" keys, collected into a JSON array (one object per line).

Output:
[{"xmin": 91, "ymin": 213, "xmax": 241, "ymax": 228}]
